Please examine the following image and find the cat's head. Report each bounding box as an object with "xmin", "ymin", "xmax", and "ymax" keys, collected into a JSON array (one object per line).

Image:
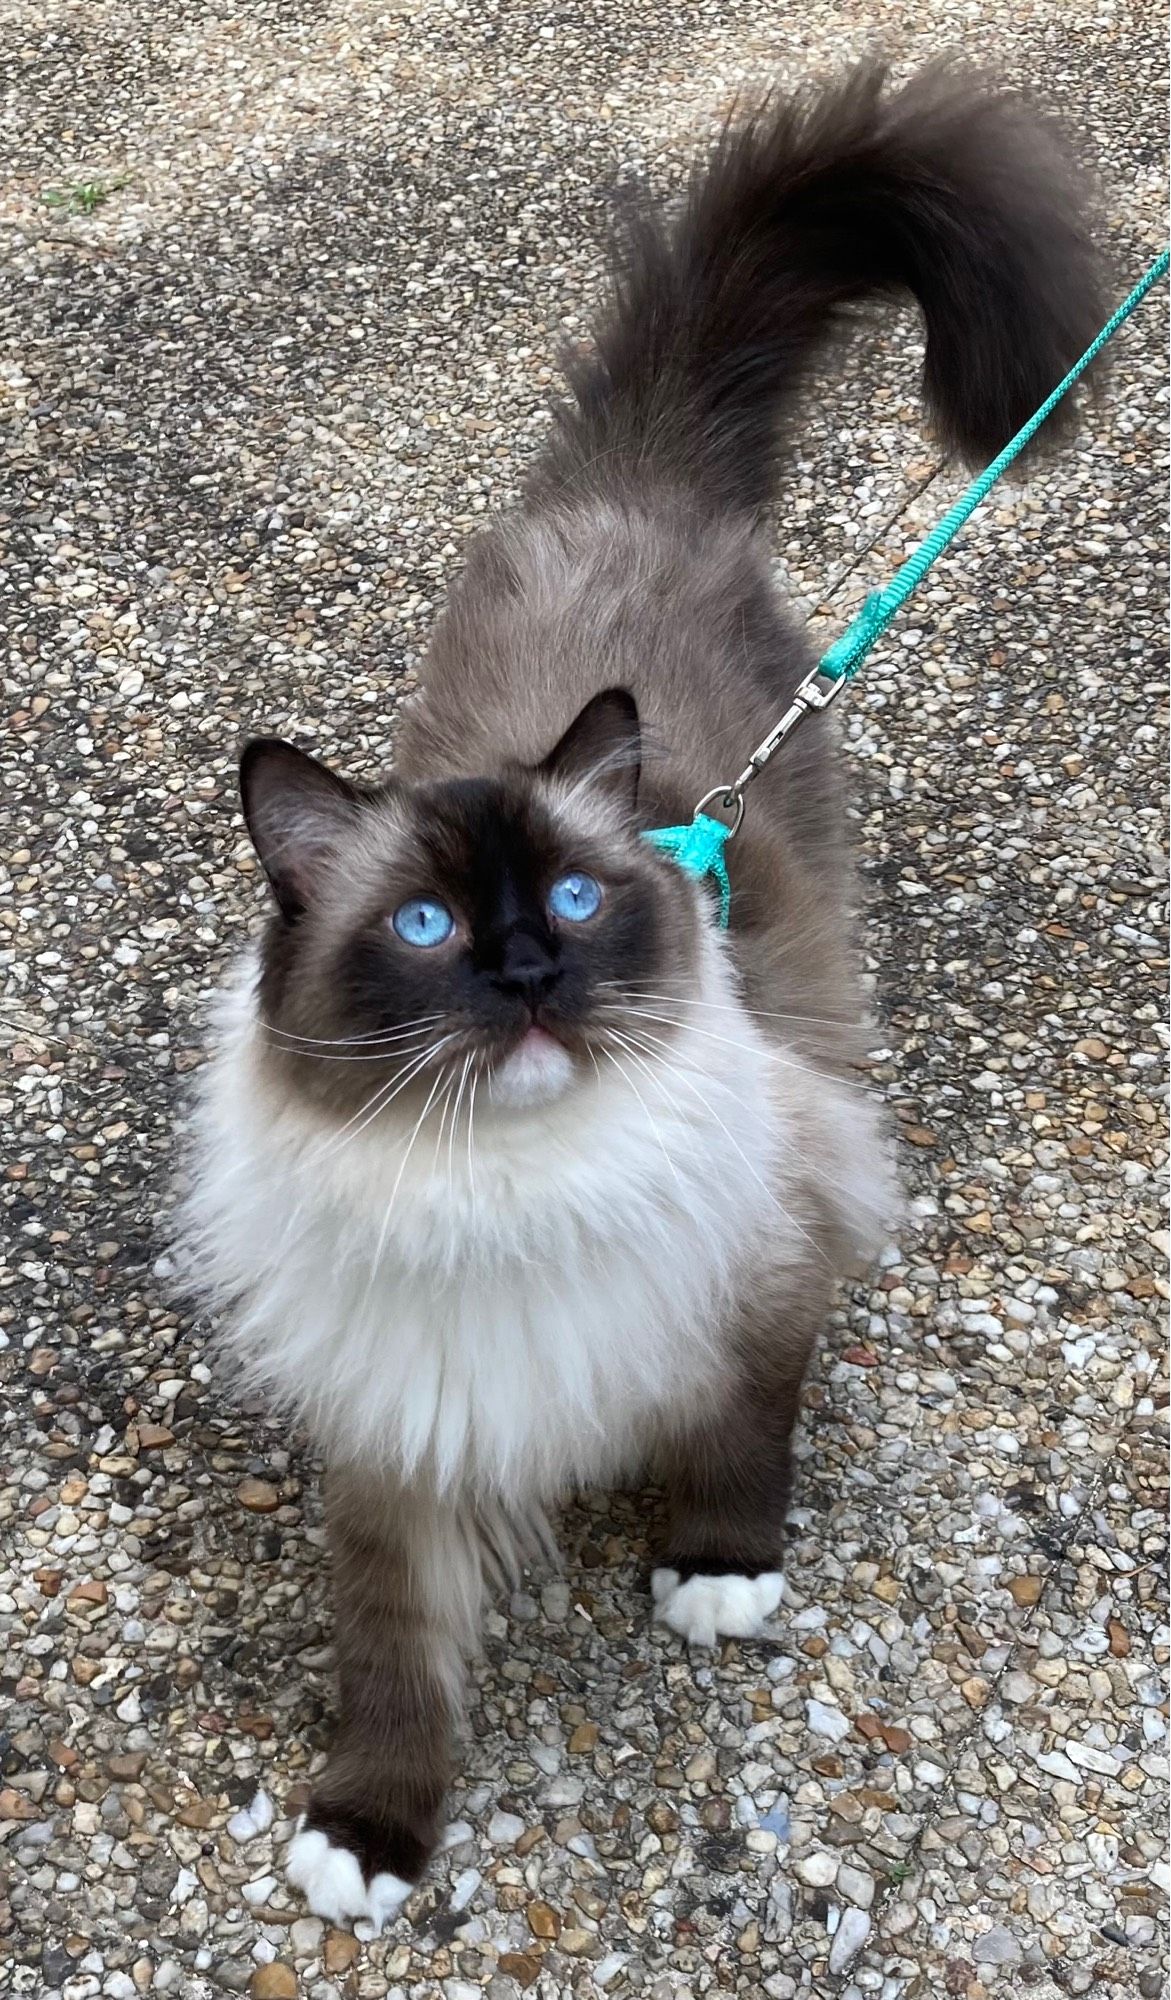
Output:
[{"xmin": 240, "ymin": 690, "xmax": 702, "ymax": 1115}]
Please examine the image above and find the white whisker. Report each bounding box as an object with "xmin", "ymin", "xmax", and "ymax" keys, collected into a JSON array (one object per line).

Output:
[
  {"xmin": 623, "ymin": 1022, "xmax": 882, "ymax": 1212},
  {"xmin": 606, "ymin": 1024, "xmax": 829, "ymax": 1266},
  {"xmin": 464, "ymin": 1066, "xmax": 479, "ymax": 1208},
  {"xmin": 363, "ymin": 1062, "xmax": 453, "ymax": 1300},
  {"xmin": 598, "ymin": 1038, "xmax": 686, "ymax": 1196},
  {"xmin": 606, "ymin": 986, "xmax": 858, "ymax": 1030},
  {"xmin": 307, "ymin": 1037, "xmax": 455, "ymax": 1168},
  {"xmin": 603, "ymin": 1004, "xmax": 873, "ymax": 1092},
  {"xmin": 431, "ymin": 1067, "xmax": 459, "ymax": 1173},
  {"xmin": 260, "ymin": 1015, "xmax": 445, "ymax": 1052},
  {"xmin": 447, "ymin": 1053, "xmax": 473, "ymax": 1197},
  {"xmin": 258, "ymin": 1032, "xmax": 442, "ymax": 1065}
]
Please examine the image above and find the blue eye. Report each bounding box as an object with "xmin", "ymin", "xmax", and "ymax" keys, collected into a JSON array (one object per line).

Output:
[
  {"xmin": 392, "ymin": 897, "xmax": 455, "ymax": 948},
  {"xmin": 548, "ymin": 871, "xmax": 603, "ymax": 923}
]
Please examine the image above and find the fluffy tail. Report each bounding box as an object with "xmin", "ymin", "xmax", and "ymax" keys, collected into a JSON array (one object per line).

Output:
[{"xmin": 545, "ymin": 62, "xmax": 1104, "ymax": 512}]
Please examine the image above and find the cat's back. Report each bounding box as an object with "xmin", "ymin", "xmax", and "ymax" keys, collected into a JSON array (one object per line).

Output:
[{"xmin": 392, "ymin": 495, "xmax": 809, "ymax": 809}]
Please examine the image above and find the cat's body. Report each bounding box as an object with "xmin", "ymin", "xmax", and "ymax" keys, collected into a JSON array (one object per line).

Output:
[{"xmin": 179, "ymin": 62, "xmax": 1101, "ymax": 1926}]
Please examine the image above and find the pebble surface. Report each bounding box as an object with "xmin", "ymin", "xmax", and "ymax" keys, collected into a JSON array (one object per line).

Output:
[{"xmin": 1, "ymin": 1, "xmax": 1166, "ymax": 1997}]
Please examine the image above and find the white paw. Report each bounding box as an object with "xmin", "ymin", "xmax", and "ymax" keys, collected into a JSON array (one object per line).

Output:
[
  {"xmin": 285, "ymin": 1823, "xmax": 412, "ymax": 1932},
  {"xmin": 651, "ymin": 1567, "xmax": 784, "ymax": 1647}
]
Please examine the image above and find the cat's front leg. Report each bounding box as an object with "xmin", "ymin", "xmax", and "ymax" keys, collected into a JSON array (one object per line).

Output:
[
  {"xmin": 286, "ymin": 1469, "xmax": 477, "ymax": 1930},
  {"xmin": 652, "ymin": 1280, "xmax": 825, "ymax": 1647}
]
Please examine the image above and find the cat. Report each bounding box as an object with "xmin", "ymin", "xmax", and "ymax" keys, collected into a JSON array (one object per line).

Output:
[{"xmin": 178, "ymin": 61, "xmax": 1101, "ymax": 1928}]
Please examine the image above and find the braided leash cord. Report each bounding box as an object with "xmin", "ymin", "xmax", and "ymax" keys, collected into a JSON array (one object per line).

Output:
[{"xmin": 819, "ymin": 247, "xmax": 1171, "ymax": 684}]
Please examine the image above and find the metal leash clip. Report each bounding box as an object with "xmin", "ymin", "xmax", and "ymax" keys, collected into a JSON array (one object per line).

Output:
[{"xmin": 693, "ymin": 664, "xmax": 847, "ymax": 835}]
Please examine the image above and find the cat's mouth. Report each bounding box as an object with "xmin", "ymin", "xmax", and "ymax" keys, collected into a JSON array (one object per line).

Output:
[
  {"xmin": 490, "ymin": 1021, "xmax": 578, "ymax": 1109},
  {"xmin": 517, "ymin": 1023, "xmax": 565, "ymax": 1053}
]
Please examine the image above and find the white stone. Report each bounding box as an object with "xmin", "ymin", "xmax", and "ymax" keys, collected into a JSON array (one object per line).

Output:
[
  {"xmin": 1065, "ymin": 1740, "xmax": 1122, "ymax": 1776},
  {"xmin": 795, "ymin": 1850, "xmax": 838, "ymax": 1888},
  {"xmin": 487, "ymin": 1810, "xmax": 525, "ymax": 1845},
  {"xmin": 828, "ymin": 1907, "xmax": 871, "ymax": 1973},
  {"xmin": 241, "ymin": 1874, "xmax": 278, "ymax": 1907},
  {"xmin": 806, "ymin": 1699, "xmax": 851, "ymax": 1743},
  {"xmin": 837, "ymin": 1863, "xmax": 876, "ymax": 1909},
  {"xmin": 168, "ymin": 1867, "xmax": 198, "ymax": 1907},
  {"xmin": 1087, "ymin": 1832, "xmax": 1119, "ymax": 1870},
  {"xmin": 538, "ymin": 1774, "xmax": 583, "ymax": 1807},
  {"xmin": 973, "ymin": 1926, "xmax": 1022, "ymax": 1966},
  {"xmin": 449, "ymin": 1867, "xmax": 481, "ymax": 1912},
  {"xmin": 1032, "ymin": 1748, "xmax": 1080, "ymax": 1784},
  {"xmin": 226, "ymin": 1791, "xmax": 275, "ymax": 1844}
]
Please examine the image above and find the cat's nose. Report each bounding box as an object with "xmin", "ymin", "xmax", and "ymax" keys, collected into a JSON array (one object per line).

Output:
[{"xmin": 491, "ymin": 934, "xmax": 561, "ymax": 1010}]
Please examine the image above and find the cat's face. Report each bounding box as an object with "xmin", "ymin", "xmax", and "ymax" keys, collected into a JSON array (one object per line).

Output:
[{"xmin": 241, "ymin": 690, "xmax": 701, "ymax": 1116}]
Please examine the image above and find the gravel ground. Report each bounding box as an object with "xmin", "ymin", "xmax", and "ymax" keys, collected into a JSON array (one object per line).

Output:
[{"xmin": 1, "ymin": 2, "xmax": 1167, "ymax": 1997}]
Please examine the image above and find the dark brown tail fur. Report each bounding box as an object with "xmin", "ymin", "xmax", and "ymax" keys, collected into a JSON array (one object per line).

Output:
[{"xmin": 543, "ymin": 61, "xmax": 1104, "ymax": 513}]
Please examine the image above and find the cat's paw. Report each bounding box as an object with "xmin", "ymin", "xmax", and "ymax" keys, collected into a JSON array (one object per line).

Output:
[
  {"xmin": 285, "ymin": 1822, "xmax": 413, "ymax": 1933},
  {"xmin": 651, "ymin": 1566, "xmax": 784, "ymax": 1647}
]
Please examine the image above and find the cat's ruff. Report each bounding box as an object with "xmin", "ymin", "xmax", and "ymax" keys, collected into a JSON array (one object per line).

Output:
[{"xmin": 184, "ymin": 934, "xmax": 890, "ymax": 1505}]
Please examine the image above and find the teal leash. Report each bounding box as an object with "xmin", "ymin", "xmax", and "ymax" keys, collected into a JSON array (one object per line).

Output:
[
  {"xmin": 817, "ymin": 245, "xmax": 1171, "ymax": 685},
  {"xmin": 643, "ymin": 246, "xmax": 1170, "ymax": 927}
]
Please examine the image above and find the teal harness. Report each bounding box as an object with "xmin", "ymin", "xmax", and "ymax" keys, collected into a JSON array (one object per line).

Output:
[
  {"xmin": 642, "ymin": 811, "xmax": 735, "ymax": 926},
  {"xmin": 642, "ymin": 247, "xmax": 1170, "ymax": 926}
]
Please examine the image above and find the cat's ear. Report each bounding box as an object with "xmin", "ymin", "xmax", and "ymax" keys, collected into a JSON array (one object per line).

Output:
[
  {"xmin": 239, "ymin": 737, "xmax": 362, "ymax": 919},
  {"xmin": 540, "ymin": 688, "xmax": 641, "ymax": 810}
]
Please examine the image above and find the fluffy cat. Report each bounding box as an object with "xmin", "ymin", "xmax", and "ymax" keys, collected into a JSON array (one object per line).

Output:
[{"xmin": 179, "ymin": 61, "xmax": 1101, "ymax": 1926}]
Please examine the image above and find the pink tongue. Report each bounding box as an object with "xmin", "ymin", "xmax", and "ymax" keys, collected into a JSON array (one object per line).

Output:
[{"xmin": 520, "ymin": 1025, "xmax": 558, "ymax": 1050}]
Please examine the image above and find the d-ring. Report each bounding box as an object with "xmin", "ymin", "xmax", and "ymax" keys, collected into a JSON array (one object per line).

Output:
[{"xmin": 693, "ymin": 786, "xmax": 745, "ymax": 836}]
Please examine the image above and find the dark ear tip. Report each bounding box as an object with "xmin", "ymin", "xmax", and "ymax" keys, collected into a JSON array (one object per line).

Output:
[
  {"xmin": 240, "ymin": 734, "xmax": 295, "ymax": 773},
  {"xmin": 539, "ymin": 686, "xmax": 641, "ymax": 805},
  {"xmin": 599, "ymin": 686, "xmax": 639, "ymax": 722},
  {"xmin": 239, "ymin": 735, "xmax": 289, "ymax": 798}
]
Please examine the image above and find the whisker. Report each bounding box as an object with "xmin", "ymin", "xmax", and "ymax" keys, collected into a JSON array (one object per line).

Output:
[
  {"xmin": 620, "ymin": 1024, "xmax": 880, "ymax": 1212},
  {"xmin": 363, "ymin": 1061, "xmax": 453, "ymax": 1297},
  {"xmin": 260, "ymin": 1015, "xmax": 445, "ymax": 1051},
  {"xmin": 307, "ymin": 1036, "xmax": 455, "ymax": 1167},
  {"xmin": 598, "ymin": 1037, "xmax": 686, "ymax": 1196},
  {"xmin": 258, "ymin": 1032, "xmax": 442, "ymax": 1065},
  {"xmin": 447, "ymin": 1053, "xmax": 473, "ymax": 1195},
  {"xmin": 431, "ymin": 1067, "xmax": 459, "ymax": 1173},
  {"xmin": 465, "ymin": 1066, "xmax": 479, "ymax": 1208},
  {"xmin": 606, "ymin": 1025, "xmax": 829, "ymax": 1266},
  {"xmin": 605, "ymin": 986, "xmax": 859, "ymax": 1030},
  {"xmin": 602, "ymin": 1005, "xmax": 874, "ymax": 1093}
]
